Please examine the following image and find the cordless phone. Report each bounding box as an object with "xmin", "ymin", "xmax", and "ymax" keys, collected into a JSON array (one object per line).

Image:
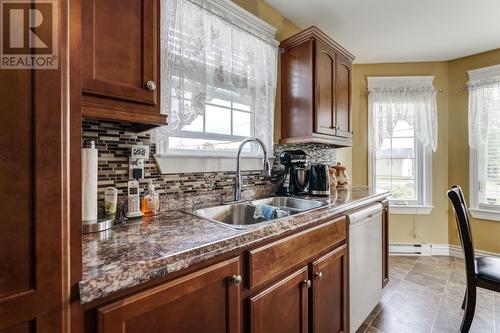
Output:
[{"xmin": 126, "ymin": 179, "xmax": 142, "ymax": 219}]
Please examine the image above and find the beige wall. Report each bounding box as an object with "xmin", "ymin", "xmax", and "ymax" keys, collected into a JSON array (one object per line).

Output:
[
  {"xmin": 231, "ymin": 0, "xmax": 302, "ymax": 141},
  {"xmin": 448, "ymin": 49, "xmax": 500, "ymax": 254},
  {"xmin": 351, "ymin": 62, "xmax": 450, "ymax": 245},
  {"xmin": 350, "ymin": 52, "xmax": 500, "ymax": 253},
  {"xmin": 233, "ymin": 0, "xmax": 500, "ymax": 253}
]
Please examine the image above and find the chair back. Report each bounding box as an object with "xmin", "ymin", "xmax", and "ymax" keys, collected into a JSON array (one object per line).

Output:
[{"xmin": 447, "ymin": 185, "xmax": 476, "ymax": 280}]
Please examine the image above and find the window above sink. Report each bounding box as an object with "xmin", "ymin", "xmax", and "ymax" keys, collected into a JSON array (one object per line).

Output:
[{"xmin": 151, "ymin": 0, "xmax": 279, "ymax": 173}]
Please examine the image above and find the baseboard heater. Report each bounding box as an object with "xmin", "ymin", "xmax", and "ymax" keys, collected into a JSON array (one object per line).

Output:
[{"xmin": 389, "ymin": 243, "xmax": 432, "ymax": 256}]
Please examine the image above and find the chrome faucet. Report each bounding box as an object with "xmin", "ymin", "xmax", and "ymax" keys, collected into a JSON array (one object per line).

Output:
[{"xmin": 234, "ymin": 138, "xmax": 271, "ymax": 201}]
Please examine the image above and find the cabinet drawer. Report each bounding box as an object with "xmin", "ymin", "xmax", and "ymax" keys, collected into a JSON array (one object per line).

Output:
[{"xmin": 248, "ymin": 217, "xmax": 346, "ymax": 289}]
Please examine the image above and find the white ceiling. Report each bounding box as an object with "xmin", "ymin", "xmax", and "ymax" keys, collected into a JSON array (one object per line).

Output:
[{"xmin": 265, "ymin": 0, "xmax": 500, "ymax": 63}]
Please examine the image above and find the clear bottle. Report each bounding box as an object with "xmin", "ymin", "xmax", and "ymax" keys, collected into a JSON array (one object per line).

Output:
[{"xmin": 141, "ymin": 180, "xmax": 159, "ymax": 216}]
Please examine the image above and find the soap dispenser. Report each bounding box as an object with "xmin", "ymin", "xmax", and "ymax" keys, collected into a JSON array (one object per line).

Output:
[{"xmin": 141, "ymin": 180, "xmax": 159, "ymax": 216}]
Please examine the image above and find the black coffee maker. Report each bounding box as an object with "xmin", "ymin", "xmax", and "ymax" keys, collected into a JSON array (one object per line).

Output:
[{"xmin": 278, "ymin": 150, "xmax": 309, "ymax": 196}]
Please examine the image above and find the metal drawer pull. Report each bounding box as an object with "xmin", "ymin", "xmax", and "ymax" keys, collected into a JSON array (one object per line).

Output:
[
  {"xmin": 231, "ymin": 275, "xmax": 242, "ymax": 287},
  {"xmin": 314, "ymin": 271, "xmax": 323, "ymax": 280},
  {"xmin": 146, "ymin": 81, "xmax": 157, "ymax": 91},
  {"xmin": 303, "ymin": 279, "xmax": 312, "ymax": 288}
]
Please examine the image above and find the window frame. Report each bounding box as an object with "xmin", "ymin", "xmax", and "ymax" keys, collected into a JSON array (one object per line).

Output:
[
  {"xmin": 165, "ymin": 85, "xmax": 259, "ymax": 157},
  {"xmin": 469, "ymin": 111, "xmax": 500, "ymax": 221},
  {"xmin": 469, "ymin": 147, "xmax": 500, "ymax": 220},
  {"xmin": 467, "ymin": 64, "xmax": 500, "ymax": 221},
  {"xmin": 368, "ymin": 115, "xmax": 433, "ymax": 214},
  {"xmin": 154, "ymin": 0, "xmax": 278, "ymax": 174},
  {"xmin": 367, "ymin": 77, "xmax": 434, "ymax": 214}
]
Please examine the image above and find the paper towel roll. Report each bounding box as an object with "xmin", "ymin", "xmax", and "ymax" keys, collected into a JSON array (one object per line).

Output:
[{"xmin": 82, "ymin": 146, "xmax": 98, "ymax": 221}]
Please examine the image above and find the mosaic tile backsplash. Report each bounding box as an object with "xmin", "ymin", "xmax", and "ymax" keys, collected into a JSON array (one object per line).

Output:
[{"xmin": 82, "ymin": 120, "xmax": 336, "ymax": 209}]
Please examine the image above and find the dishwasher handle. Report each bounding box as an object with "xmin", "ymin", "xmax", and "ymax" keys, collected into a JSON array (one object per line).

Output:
[{"xmin": 348, "ymin": 203, "xmax": 383, "ymax": 224}]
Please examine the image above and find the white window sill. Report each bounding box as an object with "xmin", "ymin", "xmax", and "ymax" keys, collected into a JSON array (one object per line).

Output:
[
  {"xmin": 389, "ymin": 204, "xmax": 433, "ymax": 215},
  {"xmin": 154, "ymin": 153, "xmax": 275, "ymax": 174},
  {"xmin": 469, "ymin": 208, "xmax": 500, "ymax": 221}
]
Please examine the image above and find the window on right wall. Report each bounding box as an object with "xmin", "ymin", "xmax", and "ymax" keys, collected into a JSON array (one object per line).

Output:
[
  {"xmin": 468, "ymin": 64, "xmax": 500, "ymax": 221},
  {"xmin": 368, "ymin": 76, "xmax": 438, "ymax": 214}
]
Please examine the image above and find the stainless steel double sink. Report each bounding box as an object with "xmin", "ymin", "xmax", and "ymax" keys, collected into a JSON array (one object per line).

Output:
[{"xmin": 187, "ymin": 197, "xmax": 327, "ymax": 229}]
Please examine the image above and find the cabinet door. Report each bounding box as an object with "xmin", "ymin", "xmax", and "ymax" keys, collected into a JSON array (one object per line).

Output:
[
  {"xmin": 314, "ymin": 41, "xmax": 336, "ymax": 136},
  {"xmin": 311, "ymin": 245, "xmax": 349, "ymax": 333},
  {"xmin": 382, "ymin": 200, "xmax": 390, "ymax": 287},
  {"xmin": 249, "ymin": 267, "xmax": 309, "ymax": 333},
  {"xmin": 335, "ymin": 53, "xmax": 352, "ymax": 138},
  {"xmin": 98, "ymin": 258, "xmax": 240, "ymax": 333},
  {"xmin": 82, "ymin": 0, "xmax": 159, "ymax": 111}
]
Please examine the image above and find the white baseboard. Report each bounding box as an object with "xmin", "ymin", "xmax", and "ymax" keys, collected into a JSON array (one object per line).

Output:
[
  {"xmin": 448, "ymin": 245, "xmax": 463, "ymax": 258},
  {"xmin": 389, "ymin": 243, "xmax": 432, "ymax": 256},
  {"xmin": 389, "ymin": 243, "xmax": 500, "ymax": 258},
  {"xmin": 430, "ymin": 244, "xmax": 451, "ymax": 256},
  {"xmin": 447, "ymin": 244, "xmax": 500, "ymax": 259}
]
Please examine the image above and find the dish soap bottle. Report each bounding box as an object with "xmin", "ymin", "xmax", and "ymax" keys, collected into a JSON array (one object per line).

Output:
[{"xmin": 141, "ymin": 180, "xmax": 160, "ymax": 216}]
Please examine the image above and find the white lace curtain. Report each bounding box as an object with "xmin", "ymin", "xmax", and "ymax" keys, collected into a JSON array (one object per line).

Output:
[
  {"xmin": 369, "ymin": 86, "xmax": 438, "ymax": 152},
  {"xmin": 468, "ymin": 81, "xmax": 500, "ymax": 149},
  {"xmin": 155, "ymin": 0, "xmax": 278, "ymax": 153}
]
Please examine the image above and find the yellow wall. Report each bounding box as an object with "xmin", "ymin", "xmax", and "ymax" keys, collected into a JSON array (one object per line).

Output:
[
  {"xmin": 351, "ymin": 63, "xmax": 450, "ymax": 245},
  {"xmin": 233, "ymin": 0, "xmax": 500, "ymax": 253},
  {"xmin": 231, "ymin": 0, "xmax": 302, "ymax": 141},
  {"xmin": 448, "ymin": 49, "xmax": 500, "ymax": 253},
  {"xmin": 349, "ymin": 52, "xmax": 500, "ymax": 253}
]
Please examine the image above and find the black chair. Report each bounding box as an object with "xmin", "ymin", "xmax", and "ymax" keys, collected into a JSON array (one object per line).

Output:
[{"xmin": 447, "ymin": 185, "xmax": 500, "ymax": 332}]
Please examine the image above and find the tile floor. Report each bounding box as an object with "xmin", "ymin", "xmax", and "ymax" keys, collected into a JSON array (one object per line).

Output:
[{"xmin": 357, "ymin": 256, "xmax": 500, "ymax": 333}]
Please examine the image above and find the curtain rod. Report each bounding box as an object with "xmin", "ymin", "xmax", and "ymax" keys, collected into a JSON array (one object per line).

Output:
[{"xmin": 367, "ymin": 88, "xmax": 444, "ymax": 94}]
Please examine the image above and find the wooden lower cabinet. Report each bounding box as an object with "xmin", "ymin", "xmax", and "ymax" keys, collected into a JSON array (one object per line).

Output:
[
  {"xmin": 249, "ymin": 267, "xmax": 309, "ymax": 333},
  {"xmin": 92, "ymin": 218, "xmax": 355, "ymax": 333},
  {"xmin": 97, "ymin": 257, "xmax": 240, "ymax": 333},
  {"xmin": 311, "ymin": 245, "xmax": 349, "ymax": 333}
]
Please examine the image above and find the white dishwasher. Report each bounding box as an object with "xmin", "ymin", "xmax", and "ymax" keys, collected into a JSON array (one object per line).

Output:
[{"xmin": 348, "ymin": 203, "xmax": 383, "ymax": 332}]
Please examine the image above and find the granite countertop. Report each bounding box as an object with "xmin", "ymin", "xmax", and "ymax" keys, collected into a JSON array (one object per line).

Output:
[{"xmin": 80, "ymin": 186, "xmax": 389, "ymax": 304}]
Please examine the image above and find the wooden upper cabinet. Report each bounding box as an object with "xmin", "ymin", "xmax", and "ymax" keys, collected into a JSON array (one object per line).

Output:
[
  {"xmin": 280, "ymin": 26, "xmax": 354, "ymax": 147},
  {"xmin": 81, "ymin": 0, "xmax": 167, "ymax": 129},
  {"xmin": 311, "ymin": 245, "xmax": 349, "ymax": 333},
  {"xmin": 97, "ymin": 258, "xmax": 241, "ymax": 333},
  {"xmin": 249, "ymin": 267, "xmax": 309, "ymax": 333},
  {"xmin": 315, "ymin": 41, "xmax": 336, "ymax": 136},
  {"xmin": 335, "ymin": 53, "xmax": 352, "ymax": 138}
]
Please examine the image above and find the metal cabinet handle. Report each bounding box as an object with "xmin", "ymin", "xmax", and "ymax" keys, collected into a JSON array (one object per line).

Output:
[
  {"xmin": 302, "ymin": 279, "xmax": 312, "ymax": 288},
  {"xmin": 314, "ymin": 272, "xmax": 323, "ymax": 280},
  {"xmin": 146, "ymin": 81, "xmax": 157, "ymax": 91},
  {"xmin": 231, "ymin": 275, "xmax": 242, "ymax": 287}
]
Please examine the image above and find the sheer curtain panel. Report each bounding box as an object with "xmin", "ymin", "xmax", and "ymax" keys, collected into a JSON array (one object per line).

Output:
[
  {"xmin": 155, "ymin": 0, "xmax": 278, "ymax": 155},
  {"xmin": 468, "ymin": 64, "xmax": 500, "ymax": 149},
  {"xmin": 368, "ymin": 77, "xmax": 438, "ymax": 152}
]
